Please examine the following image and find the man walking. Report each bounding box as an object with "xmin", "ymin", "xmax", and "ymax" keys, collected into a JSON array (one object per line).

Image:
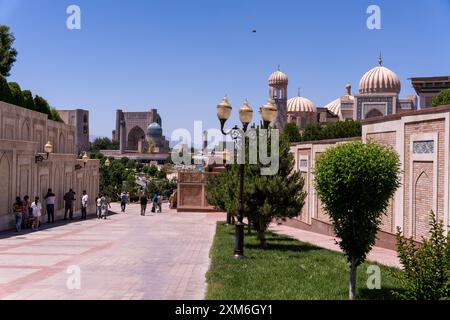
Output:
[
  {"xmin": 64, "ymin": 189, "xmax": 76, "ymax": 220},
  {"xmin": 140, "ymin": 193, "xmax": 148, "ymax": 216},
  {"xmin": 44, "ymin": 188, "xmax": 56, "ymax": 223},
  {"xmin": 81, "ymin": 190, "xmax": 88, "ymax": 220},
  {"xmin": 120, "ymin": 191, "xmax": 128, "ymax": 213}
]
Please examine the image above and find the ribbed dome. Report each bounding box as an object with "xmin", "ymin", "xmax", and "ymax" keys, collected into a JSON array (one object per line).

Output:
[
  {"xmin": 324, "ymin": 96, "xmax": 355, "ymax": 116},
  {"xmin": 287, "ymin": 96, "xmax": 317, "ymax": 113},
  {"xmin": 147, "ymin": 122, "xmax": 162, "ymax": 137},
  {"xmin": 359, "ymin": 65, "xmax": 401, "ymax": 94},
  {"xmin": 268, "ymin": 70, "xmax": 288, "ymax": 86}
]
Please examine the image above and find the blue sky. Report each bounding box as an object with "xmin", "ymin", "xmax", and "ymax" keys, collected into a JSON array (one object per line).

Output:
[{"xmin": 2, "ymin": 0, "xmax": 450, "ymax": 140}]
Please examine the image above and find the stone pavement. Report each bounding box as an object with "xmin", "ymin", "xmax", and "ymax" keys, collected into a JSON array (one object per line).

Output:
[
  {"xmin": 270, "ymin": 224, "xmax": 401, "ymax": 269},
  {"xmin": 0, "ymin": 203, "xmax": 224, "ymax": 300}
]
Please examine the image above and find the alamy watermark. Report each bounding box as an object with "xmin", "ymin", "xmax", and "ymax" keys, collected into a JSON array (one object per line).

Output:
[
  {"xmin": 66, "ymin": 5, "xmax": 81, "ymax": 30},
  {"xmin": 66, "ymin": 265, "xmax": 81, "ymax": 290}
]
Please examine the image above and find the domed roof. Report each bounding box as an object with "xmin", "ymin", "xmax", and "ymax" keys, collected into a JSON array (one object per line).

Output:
[
  {"xmin": 359, "ymin": 58, "xmax": 401, "ymax": 94},
  {"xmin": 325, "ymin": 84, "xmax": 355, "ymax": 116},
  {"xmin": 268, "ymin": 68, "xmax": 288, "ymax": 86},
  {"xmin": 287, "ymin": 96, "xmax": 317, "ymax": 113},
  {"xmin": 147, "ymin": 122, "xmax": 162, "ymax": 137}
]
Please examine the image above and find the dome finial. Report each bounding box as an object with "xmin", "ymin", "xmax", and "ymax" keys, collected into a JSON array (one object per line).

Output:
[
  {"xmin": 298, "ymin": 87, "xmax": 301, "ymax": 97},
  {"xmin": 378, "ymin": 51, "xmax": 383, "ymax": 66},
  {"xmin": 277, "ymin": 64, "xmax": 280, "ymax": 71}
]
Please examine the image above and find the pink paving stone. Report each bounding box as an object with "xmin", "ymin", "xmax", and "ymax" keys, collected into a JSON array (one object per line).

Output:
[
  {"xmin": 0, "ymin": 203, "xmax": 224, "ymax": 300},
  {"xmin": 269, "ymin": 223, "xmax": 402, "ymax": 269}
]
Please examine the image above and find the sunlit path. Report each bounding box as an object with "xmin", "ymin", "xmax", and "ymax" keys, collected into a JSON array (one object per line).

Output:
[{"xmin": 0, "ymin": 203, "xmax": 224, "ymax": 300}]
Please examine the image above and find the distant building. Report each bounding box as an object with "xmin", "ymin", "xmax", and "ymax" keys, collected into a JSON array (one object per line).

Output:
[
  {"xmin": 409, "ymin": 76, "xmax": 450, "ymax": 109},
  {"xmin": 112, "ymin": 109, "xmax": 169, "ymax": 154},
  {"xmin": 57, "ymin": 109, "xmax": 90, "ymax": 155}
]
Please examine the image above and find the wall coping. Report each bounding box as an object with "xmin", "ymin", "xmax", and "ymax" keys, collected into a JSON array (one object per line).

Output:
[
  {"xmin": 290, "ymin": 136, "xmax": 361, "ymax": 147},
  {"xmin": 362, "ymin": 105, "xmax": 450, "ymax": 125}
]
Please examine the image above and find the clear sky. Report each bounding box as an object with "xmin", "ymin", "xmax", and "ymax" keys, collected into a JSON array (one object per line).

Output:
[{"xmin": 2, "ymin": 0, "xmax": 450, "ymax": 141}]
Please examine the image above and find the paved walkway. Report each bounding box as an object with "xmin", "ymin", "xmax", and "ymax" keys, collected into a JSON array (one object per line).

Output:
[
  {"xmin": 0, "ymin": 203, "xmax": 224, "ymax": 300},
  {"xmin": 270, "ymin": 224, "xmax": 401, "ymax": 268}
]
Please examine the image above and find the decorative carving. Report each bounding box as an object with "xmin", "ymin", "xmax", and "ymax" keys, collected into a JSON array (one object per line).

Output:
[{"xmin": 413, "ymin": 140, "xmax": 434, "ymax": 154}]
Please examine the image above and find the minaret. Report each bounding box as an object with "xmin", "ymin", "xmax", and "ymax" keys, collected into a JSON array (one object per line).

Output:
[{"xmin": 268, "ymin": 66, "xmax": 288, "ymax": 130}]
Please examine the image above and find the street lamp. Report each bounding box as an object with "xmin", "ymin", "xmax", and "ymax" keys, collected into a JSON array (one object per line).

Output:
[
  {"xmin": 82, "ymin": 152, "xmax": 89, "ymax": 167},
  {"xmin": 217, "ymin": 96, "xmax": 276, "ymax": 258},
  {"xmin": 35, "ymin": 141, "xmax": 53, "ymax": 163},
  {"xmin": 104, "ymin": 158, "xmax": 111, "ymax": 168}
]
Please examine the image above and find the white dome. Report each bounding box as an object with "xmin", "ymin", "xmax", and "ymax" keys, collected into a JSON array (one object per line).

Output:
[
  {"xmin": 359, "ymin": 65, "xmax": 401, "ymax": 94},
  {"xmin": 287, "ymin": 96, "xmax": 317, "ymax": 113},
  {"xmin": 268, "ymin": 70, "xmax": 288, "ymax": 86},
  {"xmin": 325, "ymin": 96, "xmax": 354, "ymax": 116}
]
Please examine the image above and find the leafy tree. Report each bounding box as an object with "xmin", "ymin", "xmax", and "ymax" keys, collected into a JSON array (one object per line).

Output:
[
  {"xmin": 33, "ymin": 95, "xmax": 52, "ymax": 116},
  {"xmin": 0, "ymin": 75, "xmax": 13, "ymax": 103},
  {"xmin": 144, "ymin": 165, "xmax": 158, "ymax": 177},
  {"xmin": 283, "ymin": 122, "xmax": 302, "ymax": 143},
  {"xmin": 8, "ymin": 82, "xmax": 25, "ymax": 106},
  {"xmin": 432, "ymin": 89, "xmax": 450, "ymax": 107},
  {"xmin": 395, "ymin": 212, "xmax": 449, "ymax": 300},
  {"xmin": 301, "ymin": 120, "xmax": 361, "ymax": 142},
  {"xmin": 207, "ymin": 129, "xmax": 306, "ymax": 247},
  {"xmin": 91, "ymin": 137, "xmax": 119, "ymax": 151},
  {"xmin": 314, "ymin": 141, "xmax": 401, "ymax": 300},
  {"xmin": 0, "ymin": 25, "xmax": 18, "ymax": 77},
  {"xmin": 49, "ymin": 107, "xmax": 62, "ymax": 122},
  {"xmin": 22, "ymin": 90, "xmax": 36, "ymax": 111}
]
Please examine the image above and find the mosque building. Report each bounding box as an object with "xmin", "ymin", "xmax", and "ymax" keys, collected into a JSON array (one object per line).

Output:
[{"xmin": 267, "ymin": 54, "xmax": 418, "ymax": 130}]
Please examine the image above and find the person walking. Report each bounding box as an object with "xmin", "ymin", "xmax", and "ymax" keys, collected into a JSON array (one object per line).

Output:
[
  {"xmin": 13, "ymin": 197, "xmax": 23, "ymax": 232},
  {"xmin": 96, "ymin": 194, "xmax": 102, "ymax": 219},
  {"xmin": 157, "ymin": 195, "xmax": 163, "ymax": 213},
  {"xmin": 22, "ymin": 195, "xmax": 31, "ymax": 229},
  {"xmin": 120, "ymin": 191, "xmax": 128, "ymax": 213},
  {"xmin": 44, "ymin": 188, "xmax": 56, "ymax": 223},
  {"xmin": 64, "ymin": 189, "xmax": 76, "ymax": 220},
  {"xmin": 140, "ymin": 193, "xmax": 148, "ymax": 216},
  {"xmin": 100, "ymin": 194, "xmax": 110, "ymax": 220},
  {"xmin": 151, "ymin": 192, "xmax": 158, "ymax": 213},
  {"xmin": 31, "ymin": 197, "xmax": 42, "ymax": 231},
  {"xmin": 81, "ymin": 190, "xmax": 88, "ymax": 220}
]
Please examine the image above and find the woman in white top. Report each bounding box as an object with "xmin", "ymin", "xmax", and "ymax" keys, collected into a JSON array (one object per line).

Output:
[{"xmin": 31, "ymin": 197, "xmax": 42, "ymax": 231}]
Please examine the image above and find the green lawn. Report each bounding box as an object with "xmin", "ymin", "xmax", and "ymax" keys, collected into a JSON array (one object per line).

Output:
[{"xmin": 206, "ymin": 222, "xmax": 405, "ymax": 300}]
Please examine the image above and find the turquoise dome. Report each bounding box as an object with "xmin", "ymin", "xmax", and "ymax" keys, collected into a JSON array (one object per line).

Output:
[{"xmin": 147, "ymin": 122, "xmax": 162, "ymax": 137}]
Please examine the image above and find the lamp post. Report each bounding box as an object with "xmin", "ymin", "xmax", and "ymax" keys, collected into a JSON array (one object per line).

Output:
[
  {"xmin": 216, "ymin": 96, "xmax": 277, "ymax": 258},
  {"xmin": 35, "ymin": 141, "xmax": 53, "ymax": 163},
  {"xmin": 82, "ymin": 152, "xmax": 89, "ymax": 168}
]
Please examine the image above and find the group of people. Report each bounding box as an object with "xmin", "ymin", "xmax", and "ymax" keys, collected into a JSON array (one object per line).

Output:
[
  {"xmin": 95, "ymin": 193, "xmax": 111, "ymax": 219},
  {"xmin": 12, "ymin": 188, "xmax": 90, "ymax": 232},
  {"xmin": 139, "ymin": 192, "xmax": 163, "ymax": 216}
]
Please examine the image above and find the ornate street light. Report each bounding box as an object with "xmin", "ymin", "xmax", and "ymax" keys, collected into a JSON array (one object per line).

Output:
[
  {"xmin": 82, "ymin": 152, "xmax": 89, "ymax": 167},
  {"xmin": 217, "ymin": 96, "xmax": 276, "ymax": 258},
  {"xmin": 35, "ymin": 141, "xmax": 53, "ymax": 163},
  {"xmin": 104, "ymin": 158, "xmax": 111, "ymax": 167}
]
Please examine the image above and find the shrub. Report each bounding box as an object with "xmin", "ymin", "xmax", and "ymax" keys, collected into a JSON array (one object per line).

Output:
[
  {"xmin": 432, "ymin": 89, "xmax": 450, "ymax": 107},
  {"xmin": 395, "ymin": 212, "xmax": 450, "ymax": 300}
]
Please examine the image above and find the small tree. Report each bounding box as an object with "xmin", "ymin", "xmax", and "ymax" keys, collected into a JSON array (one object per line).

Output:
[
  {"xmin": 432, "ymin": 89, "xmax": 450, "ymax": 107},
  {"xmin": 22, "ymin": 90, "xmax": 36, "ymax": 111},
  {"xmin": 8, "ymin": 82, "xmax": 25, "ymax": 106},
  {"xmin": 395, "ymin": 212, "xmax": 450, "ymax": 300},
  {"xmin": 33, "ymin": 95, "xmax": 52, "ymax": 116},
  {"xmin": 0, "ymin": 75, "xmax": 13, "ymax": 103},
  {"xmin": 314, "ymin": 141, "xmax": 401, "ymax": 300},
  {"xmin": 0, "ymin": 25, "xmax": 18, "ymax": 77},
  {"xmin": 284, "ymin": 122, "xmax": 302, "ymax": 143}
]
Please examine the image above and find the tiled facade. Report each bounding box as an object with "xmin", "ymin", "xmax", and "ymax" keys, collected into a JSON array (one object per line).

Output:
[
  {"xmin": 288, "ymin": 106, "xmax": 450, "ymax": 249},
  {"xmin": 0, "ymin": 101, "xmax": 100, "ymax": 231}
]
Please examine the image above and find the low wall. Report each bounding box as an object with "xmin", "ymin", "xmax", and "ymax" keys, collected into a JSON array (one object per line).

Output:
[{"xmin": 177, "ymin": 171, "xmax": 218, "ymax": 212}]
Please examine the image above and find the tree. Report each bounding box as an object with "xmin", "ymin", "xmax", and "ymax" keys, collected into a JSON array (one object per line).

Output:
[
  {"xmin": 8, "ymin": 82, "xmax": 25, "ymax": 106},
  {"xmin": 22, "ymin": 90, "xmax": 36, "ymax": 111},
  {"xmin": 432, "ymin": 89, "xmax": 450, "ymax": 107},
  {"xmin": 207, "ymin": 129, "xmax": 306, "ymax": 247},
  {"xmin": 301, "ymin": 120, "xmax": 361, "ymax": 142},
  {"xmin": 0, "ymin": 75, "xmax": 13, "ymax": 103},
  {"xmin": 91, "ymin": 137, "xmax": 119, "ymax": 151},
  {"xmin": 395, "ymin": 212, "xmax": 449, "ymax": 300},
  {"xmin": 0, "ymin": 25, "xmax": 18, "ymax": 77},
  {"xmin": 283, "ymin": 122, "xmax": 302, "ymax": 143},
  {"xmin": 314, "ymin": 141, "xmax": 401, "ymax": 300},
  {"xmin": 33, "ymin": 95, "xmax": 52, "ymax": 116}
]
